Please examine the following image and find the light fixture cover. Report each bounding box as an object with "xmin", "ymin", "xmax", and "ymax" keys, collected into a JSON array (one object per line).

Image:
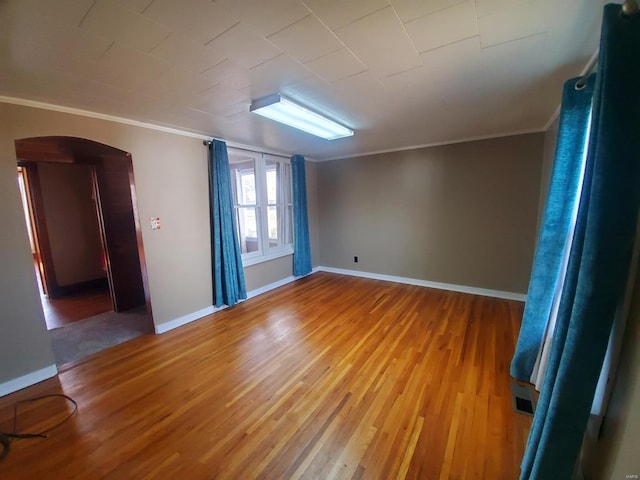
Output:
[{"xmin": 250, "ymin": 94, "xmax": 353, "ymax": 140}]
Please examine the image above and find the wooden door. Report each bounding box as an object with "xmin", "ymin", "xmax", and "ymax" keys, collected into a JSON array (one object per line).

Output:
[{"xmin": 93, "ymin": 155, "xmax": 145, "ymax": 312}]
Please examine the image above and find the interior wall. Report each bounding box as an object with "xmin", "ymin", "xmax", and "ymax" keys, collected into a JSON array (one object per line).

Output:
[
  {"xmin": 0, "ymin": 109, "xmax": 55, "ymax": 381},
  {"xmin": 305, "ymin": 161, "xmax": 320, "ymax": 268},
  {"xmin": 0, "ymin": 101, "xmax": 319, "ymax": 388},
  {"xmin": 317, "ymin": 133, "xmax": 544, "ymax": 294},
  {"xmin": 37, "ymin": 163, "xmax": 105, "ymax": 286}
]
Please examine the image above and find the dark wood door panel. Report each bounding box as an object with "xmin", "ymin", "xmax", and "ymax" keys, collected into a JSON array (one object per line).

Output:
[{"xmin": 93, "ymin": 156, "xmax": 145, "ymax": 312}]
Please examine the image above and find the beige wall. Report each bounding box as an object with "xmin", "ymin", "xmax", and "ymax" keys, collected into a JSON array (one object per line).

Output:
[
  {"xmin": 317, "ymin": 134, "xmax": 544, "ymax": 294},
  {"xmin": 306, "ymin": 161, "xmax": 320, "ymax": 268},
  {"xmin": 245, "ymin": 256, "xmax": 294, "ymax": 291},
  {"xmin": 0, "ymin": 101, "xmax": 318, "ymax": 387},
  {"xmin": 38, "ymin": 163, "xmax": 105, "ymax": 286},
  {"xmin": 0, "ymin": 108, "xmax": 55, "ymax": 381}
]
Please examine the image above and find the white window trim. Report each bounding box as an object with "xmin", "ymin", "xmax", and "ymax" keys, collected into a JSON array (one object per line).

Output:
[{"xmin": 228, "ymin": 148, "xmax": 293, "ymax": 268}]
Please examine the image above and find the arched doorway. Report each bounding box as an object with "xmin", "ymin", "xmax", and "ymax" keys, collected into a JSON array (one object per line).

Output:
[{"xmin": 15, "ymin": 136, "xmax": 154, "ymax": 362}]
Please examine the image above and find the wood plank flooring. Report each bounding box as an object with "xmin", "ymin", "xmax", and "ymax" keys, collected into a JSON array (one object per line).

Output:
[
  {"xmin": 0, "ymin": 272, "xmax": 531, "ymax": 479},
  {"xmin": 42, "ymin": 285, "xmax": 112, "ymax": 329}
]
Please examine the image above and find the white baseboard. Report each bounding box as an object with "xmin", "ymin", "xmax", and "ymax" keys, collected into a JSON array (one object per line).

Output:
[
  {"xmin": 154, "ymin": 305, "xmax": 221, "ymax": 334},
  {"xmin": 316, "ymin": 266, "xmax": 527, "ymax": 302},
  {"xmin": 0, "ymin": 364, "xmax": 58, "ymax": 398},
  {"xmin": 154, "ymin": 265, "xmax": 523, "ymax": 335},
  {"xmin": 154, "ymin": 268, "xmax": 320, "ymax": 334},
  {"xmin": 246, "ymin": 275, "xmax": 297, "ymax": 299},
  {"xmin": 246, "ymin": 267, "xmax": 319, "ymax": 299}
]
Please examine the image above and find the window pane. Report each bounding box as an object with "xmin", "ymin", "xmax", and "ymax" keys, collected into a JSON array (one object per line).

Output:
[
  {"xmin": 229, "ymin": 154, "xmax": 293, "ymax": 260},
  {"xmin": 285, "ymin": 205, "xmax": 293, "ymax": 245},
  {"xmin": 230, "ymin": 159, "xmax": 256, "ymax": 206},
  {"xmin": 266, "ymin": 160, "xmax": 293, "ymax": 250},
  {"xmin": 268, "ymin": 206, "xmax": 278, "ymax": 247},
  {"xmin": 241, "ymin": 171, "xmax": 256, "ymax": 204},
  {"xmin": 236, "ymin": 206, "xmax": 260, "ymax": 254},
  {"xmin": 282, "ymin": 164, "xmax": 293, "ymax": 246},
  {"xmin": 266, "ymin": 160, "xmax": 278, "ymax": 204}
]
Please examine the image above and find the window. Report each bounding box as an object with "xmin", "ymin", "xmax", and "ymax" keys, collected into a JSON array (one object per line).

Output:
[{"xmin": 229, "ymin": 149, "xmax": 293, "ymax": 266}]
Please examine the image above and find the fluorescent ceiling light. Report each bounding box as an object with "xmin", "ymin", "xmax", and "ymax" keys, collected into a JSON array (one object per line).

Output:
[{"xmin": 250, "ymin": 94, "xmax": 353, "ymax": 140}]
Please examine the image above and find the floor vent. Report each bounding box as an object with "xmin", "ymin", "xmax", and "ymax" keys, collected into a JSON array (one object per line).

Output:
[{"xmin": 511, "ymin": 382, "xmax": 536, "ymax": 416}]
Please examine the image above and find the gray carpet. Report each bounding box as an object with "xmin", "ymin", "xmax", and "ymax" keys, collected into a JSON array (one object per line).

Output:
[{"xmin": 49, "ymin": 307, "xmax": 150, "ymax": 366}]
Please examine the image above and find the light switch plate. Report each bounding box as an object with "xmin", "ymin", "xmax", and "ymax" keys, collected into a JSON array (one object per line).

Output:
[{"xmin": 150, "ymin": 217, "xmax": 161, "ymax": 230}]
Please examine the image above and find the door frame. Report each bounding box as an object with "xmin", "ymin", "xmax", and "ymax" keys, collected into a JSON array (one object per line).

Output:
[{"xmin": 18, "ymin": 163, "xmax": 59, "ymax": 297}]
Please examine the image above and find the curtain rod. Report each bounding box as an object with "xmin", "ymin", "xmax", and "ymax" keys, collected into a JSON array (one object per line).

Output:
[
  {"xmin": 202, "ymin": 139, "xmax": 291, "ymax": 159},
  {"xmin": 575, "ymin": 0, "xmax": 638, "ymax": 89},
  {"xmin": 575, "ymin": 50, "xmax": 599, "ymax": 90},
  {"xmin": 622, "ymin": 0, "xmax": 639, "ymax": 14}
]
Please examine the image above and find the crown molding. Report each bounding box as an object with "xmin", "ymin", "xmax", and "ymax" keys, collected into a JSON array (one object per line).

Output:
[{"xmin": 0, "ymin": 95, "xmax": 300, "ymax": 160}]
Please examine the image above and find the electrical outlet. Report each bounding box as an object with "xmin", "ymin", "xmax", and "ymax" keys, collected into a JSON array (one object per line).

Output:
[{"xmin": 354, "ymin": 256, "xmax": 358, "ymax": 263}]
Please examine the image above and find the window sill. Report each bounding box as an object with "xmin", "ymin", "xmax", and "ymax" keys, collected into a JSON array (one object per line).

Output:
[{"xmin": 242, "ymin": 247, "xmax": 293, "ymax": 268}]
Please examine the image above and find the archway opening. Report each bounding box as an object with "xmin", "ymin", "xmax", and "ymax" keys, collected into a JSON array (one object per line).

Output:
[{"xmin": 15, "ymin": 136, "xmax": 154, "ymax": 364}]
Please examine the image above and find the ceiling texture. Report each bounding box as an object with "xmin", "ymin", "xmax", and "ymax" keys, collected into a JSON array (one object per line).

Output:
[{"xmin": 0, "ymin": 0, "xmax": 608, "ymax": 160}]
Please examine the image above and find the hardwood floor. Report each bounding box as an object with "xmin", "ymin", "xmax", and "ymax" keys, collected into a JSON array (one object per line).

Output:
[
  {"xmin": 41, "ymin": 285, "xmax": 112, "ymax": 330},
  {"xmin": 0, "ymin": 272, "xmax": 531, "ymax": 479}
]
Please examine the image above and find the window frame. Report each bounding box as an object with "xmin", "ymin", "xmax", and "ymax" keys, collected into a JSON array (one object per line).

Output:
[{"xmin": 228, "ymin": 148, "xmax": 293, "ymax": 267}]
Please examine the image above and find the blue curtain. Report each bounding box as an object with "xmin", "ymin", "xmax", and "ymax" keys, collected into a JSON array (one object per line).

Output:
[
  {"xmin": 291, "ymin": 155, "xmax": 312, "ymax": 276},
  {"xmin": 510, "ymin": 76, "xmax": 595, "ymax": 381},
  {"xmin": 519, "ymin": 5, "xmax": 640, "ymax": 479},
  {"xmin": 208, "ymin": 140, "xmax": 247, "ymax": 307}
]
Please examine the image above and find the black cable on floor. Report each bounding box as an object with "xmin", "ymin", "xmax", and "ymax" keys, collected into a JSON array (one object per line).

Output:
[{"xmin": 0, "ymin": 394, "xmax": 78, "ymax": 461}]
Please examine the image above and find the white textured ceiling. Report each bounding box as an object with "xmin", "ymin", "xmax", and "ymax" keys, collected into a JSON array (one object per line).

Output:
[{"xmin": 0, "ymin": 0, "xmax": 607, "ymax": 160}]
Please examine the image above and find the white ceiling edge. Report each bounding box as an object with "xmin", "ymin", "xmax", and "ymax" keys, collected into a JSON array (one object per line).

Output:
[
  {"xmin": 0, "ymin": 95, "xmax": 296, "ymax": 160},
  {"xmin": 543, "ymin": 106, "xmax": 562, "ymax": 132}
]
